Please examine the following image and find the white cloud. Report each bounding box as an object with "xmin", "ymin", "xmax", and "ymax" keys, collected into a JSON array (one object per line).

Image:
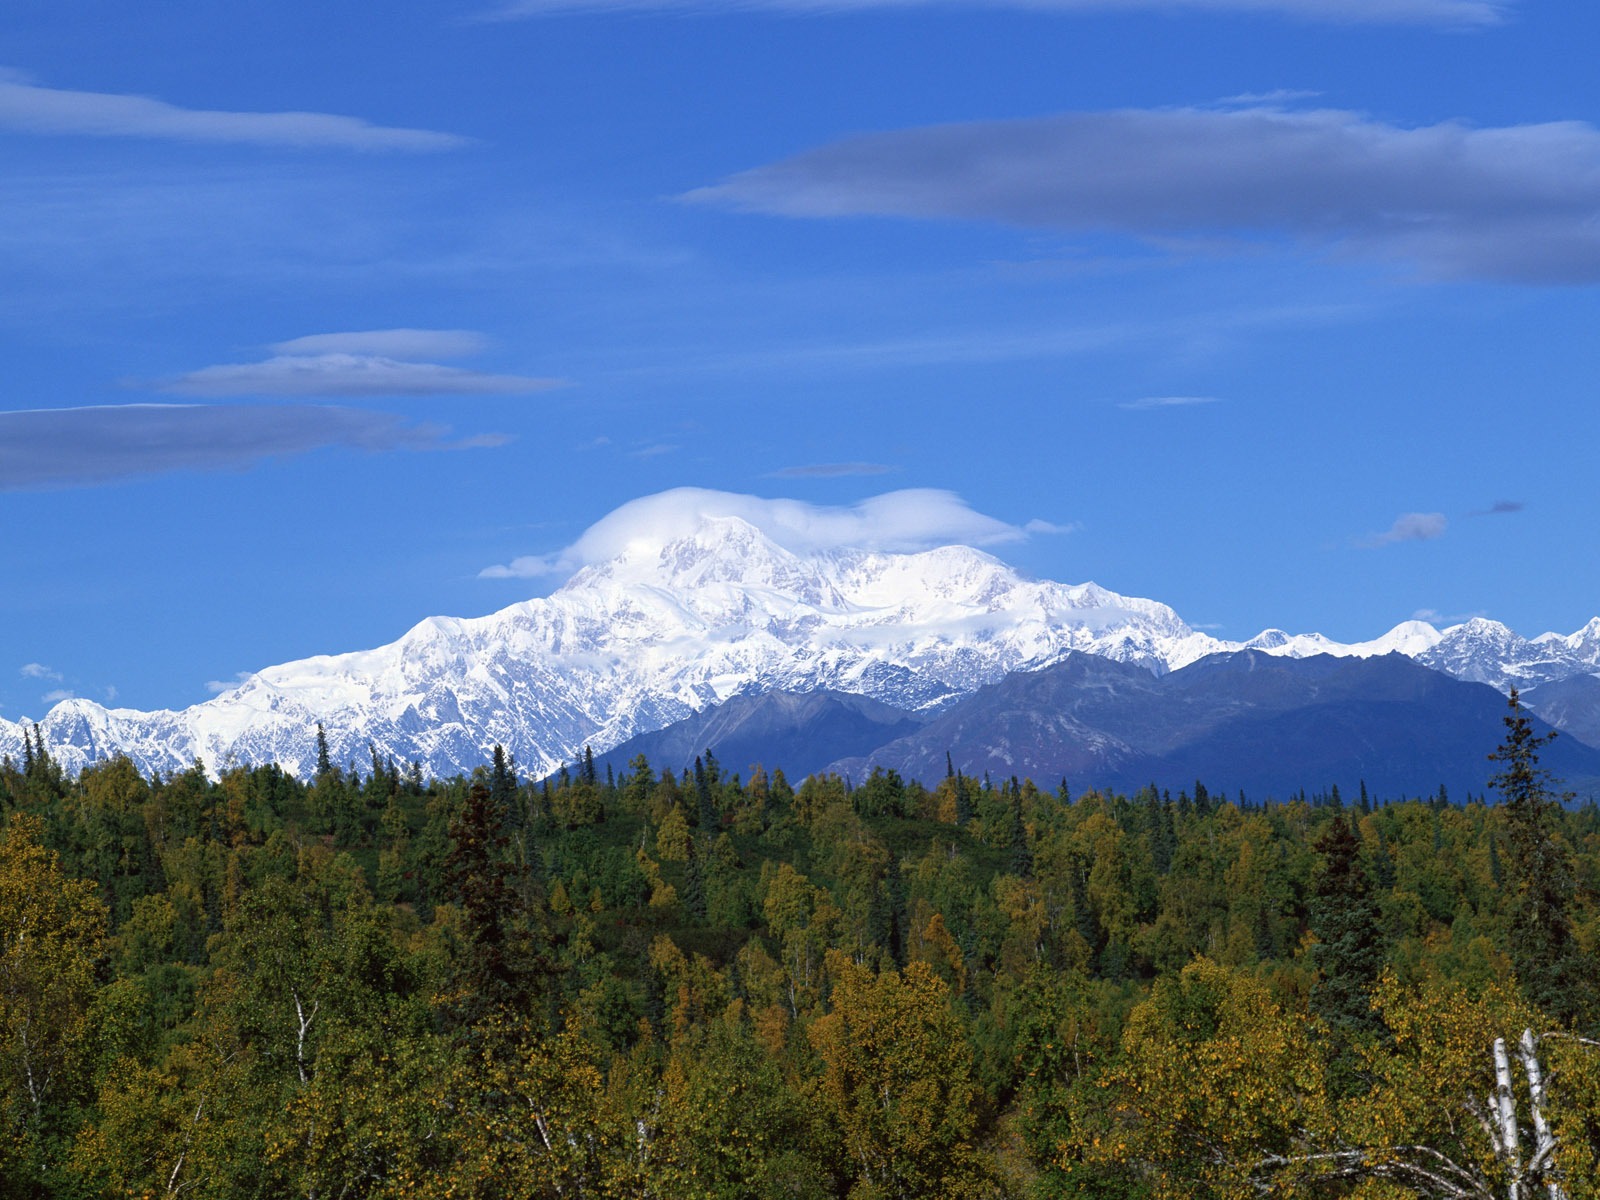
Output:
[
  {"xmin": 1117, "ymin": 395, "xmax": 1223, "ymax": 410},
  {"xmin": 269, "ymin": 329, "xmax": 490, "ymax": 359},
  {"xmin": 480, "ymin": 487, "xmax": 1052, "ymax": 578},
  {"xmin": 20, "ymin": 662, "xmax": 62, "ymax": 681},
  {"xmin": 1359, "ymin": 512, "xmax": 1448, "ymax": 548},
  {"xmin": 0, "ymin": 70, "xmax": 467, "ymax": 151},
  {"xmin": 687, "ymin": 104, "xmax": 1600, "ymax": 284},
  {"xmin": 1024, "ymin": 518, "xmax": 1082, "ymax": 535},
  {"xmin": 1413, "ymin": 606, "xmax": 1488, "ymax": 624},
  {"xmin": 41, "ymin": 689, "xmax": 75, "ymax": 704},
  {"xmin": 205, "ymin": 672, "xmax": 254, "ymax": 695},
  {"xmin": 157, "ymin": 354, "xmax": 562, "ymax": 398},
  {"xmin": 490, "ymin": 0, "xmax": 1502, "ymax": 25}
]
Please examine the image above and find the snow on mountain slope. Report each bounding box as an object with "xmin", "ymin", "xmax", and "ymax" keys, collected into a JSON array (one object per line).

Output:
[{"xmin": 4, "ymin": 497, "xmax": 1597, "ymax": 780}]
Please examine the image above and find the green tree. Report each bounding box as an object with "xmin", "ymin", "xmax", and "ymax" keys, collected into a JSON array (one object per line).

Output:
[
  {"xmin": 1309, "ymin": 811, "xmax": 1385, "ymax": 1038},
  {"xmin": 1488, "ymin": 690, "xmax": 1594, "ymax": 1025}
]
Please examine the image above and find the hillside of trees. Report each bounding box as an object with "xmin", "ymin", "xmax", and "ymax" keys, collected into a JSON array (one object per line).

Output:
[{"xmin": 3, "ymin": 698, "xmax": 1600, "ymax": 1198}]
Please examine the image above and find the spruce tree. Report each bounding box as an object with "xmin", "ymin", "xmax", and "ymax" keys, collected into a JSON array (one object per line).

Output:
[
  {"xmin": 694, "ymin": 755, "xmax": 718, "ymax": 832},
  {"xmin": 1488, "ymin": 689, "xmax": 1593, "ymax": 1025},
  {"xmin": 683, "ymin": 836, "xmax": 708, "ymax": 923},
  {"xmin": 1008, "ymin": 793, "xmax": 1033, "ymax": 880},
  {"xmin": 314, "ymin": 722, "xmax": 332, "ymax": 778},
  {"xmin": 1308, "ymin": 812, "xmax": 1383, "ymax": 1037},
  {"xmin": 444, "ymin": 780, "xmax": 517, "ymax": 1021},
  {"xmin": 489, "ymin": 744, "xmax": 518, "ymax": 827}
]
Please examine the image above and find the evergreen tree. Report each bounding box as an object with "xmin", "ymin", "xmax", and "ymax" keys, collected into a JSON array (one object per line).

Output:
[
  {"xmin": 682, "ymin": 836, "xmax": 707, "ymax": 923},
  {"xmin": 1308, "ymin": 812, "xmax": 1384, "ymax": 1037},
  {"xmin": 489, "ymin": 744, "xmax": 519, "ymax": 827},
  {"xmin": 314, "ymin": 722, "xmax": 332, "ymax": 778},
  {"xmin": 444, "ymin": 781, "xmax": 541, "ymax": 1025},
  {"xmin": 1008, "ymin": 792, "xmax": 1033, "ymax": 880},
  {"xmin": 693, "ymin": 755, "xmax": 717, "ymax": 832},
  {"xmin": 1488, "ymin": 689, "xmax": 1593, "ymax": 1024}
]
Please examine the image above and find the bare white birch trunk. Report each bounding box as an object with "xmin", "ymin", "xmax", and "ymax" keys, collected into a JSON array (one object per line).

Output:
[
  {"xmin": 1493, "ymin": 1036, "xmax": 1523, "ymax": 1200},
  {"xmin": 1517, "ymin": 1029, "xmax": 1567, "ymax": 1200}
]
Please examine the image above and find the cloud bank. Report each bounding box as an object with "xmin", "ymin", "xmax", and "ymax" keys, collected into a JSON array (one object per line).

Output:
[
  {"xmin": 687, "ymin": 104, "xmax": 1600, "ymax": 284},
  {"xmin": 480, "ymin": 487, "xmax": 1057, "ymax": 578},
  {"xmin": 0, "ymin": 71, "xmax": 467, "ymax": 151},
  {"xmin": 0, "ymin": 404, "xmax": 502, "ymax": 491},
  {"xmin": 492, "ymin": 0, "xmax": 1503, "ymax": 25}
]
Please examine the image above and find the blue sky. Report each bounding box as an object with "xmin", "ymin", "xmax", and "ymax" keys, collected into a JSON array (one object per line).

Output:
[{"xmin": 3, "ymin": 0, "xmax": 1598, "ymax": 718}]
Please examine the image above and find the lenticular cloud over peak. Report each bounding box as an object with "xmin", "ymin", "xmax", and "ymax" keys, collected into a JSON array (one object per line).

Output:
[{"xmin": 479, "ymin": 487, "xmax": 1047, "ymax": 579}]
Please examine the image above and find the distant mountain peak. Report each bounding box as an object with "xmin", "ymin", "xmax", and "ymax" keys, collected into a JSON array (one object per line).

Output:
[{"xmin": 5, "ymin": 492, "xmax": 1599, "ymax": 780}]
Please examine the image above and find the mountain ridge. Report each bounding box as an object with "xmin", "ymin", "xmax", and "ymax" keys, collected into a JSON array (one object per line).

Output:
[{"xmin": 4, "ymin": 507, "xmax": 1597, "ymax": 779}]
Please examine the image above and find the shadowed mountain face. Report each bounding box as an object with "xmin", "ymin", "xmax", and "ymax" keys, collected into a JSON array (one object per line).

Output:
[
  {"xmin": 1523, "ymin": 674, "xmax": 1600, "ymax": 750},
  {"xmin": 809, "ymin": 651, "xmax": 1600, "ymax": 800},
  {"xmin": 589, "ymin": 688, "xmax": 927, "ymax": 782}
]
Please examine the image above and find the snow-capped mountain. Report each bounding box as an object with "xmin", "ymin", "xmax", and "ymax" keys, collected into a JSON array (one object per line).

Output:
[{"xmin": 4, "ymin": 509, "xmax": 1597, "ymax": 780}]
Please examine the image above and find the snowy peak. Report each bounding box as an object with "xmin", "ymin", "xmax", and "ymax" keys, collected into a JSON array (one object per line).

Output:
[
  {"xmin": 8, "ymin": 492, "xmax": 1600, "ymax": 782},
  {"xmin": 571, "ymin": 515, "xmax": 830, "ymax": 597},
  {"xmin": 1416, "ymin": 618, "xmax": 1580, "ymax": 691}
]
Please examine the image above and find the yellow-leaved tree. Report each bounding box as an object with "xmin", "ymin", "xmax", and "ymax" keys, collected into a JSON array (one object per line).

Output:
[
  {"xmin": 0, "ymin": 815, "xmax": 107, "ymax": 1190},
  {"xmin": 809, "ymin": 953, "xmax": 997, "ymax": 1199},
  {"xmin": 1070, "ymin": 955, "xmax": 1332, "ymax": 1199}
]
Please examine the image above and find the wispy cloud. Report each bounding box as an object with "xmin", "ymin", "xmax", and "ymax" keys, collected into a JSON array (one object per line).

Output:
[
  {"xmin": 0, "ymin": 69, "xmax": 467, "ymax": 151},
  {"xmin": 1024, "ymin": 518, "xmax": 1081, "ymax": 535},
  {"xmin": 1357, "ymin": 511, "xmax": 1448, "ymax": 548},
  {"xmin": 1413, "ymin": 606, "xmax": 1489, "ymax": 624},
  {"xmin": 205, "ymin": 672, "xmax": 255, "ymax": 696},
  {"xmin": 1117, "ymin": 395, "xmax": 1223, "ymax": 410},
  {"xmin": 156, "ymin": 354, "xmax": 562, "ymax": 399},
  {"xmin": 481, "ymin": 487, "xmax": 1059, "ymax": 578},
  {"xmin": 489, "ymin": 0, "xmax": 1503, "ymax": 26},
  {"xmin": 270, "ymin": 329, "xmax": 490, "ymax": 359},
  {"xmin": 153, "ymin": 329, "xmax": 562, "ymax": 399},
  {"xmin": 1468, "ymin": 499, "xmax": 1524, "ymax": 516},
  {"xmin": 687, "ymin": 104, "xmax": 1600, "ymax": 285},
  {"xmin": 766, "ymin": 461, "xmax": 899, "ymax": 478},
  {"xmin": 627, "ymin": 443, "xmax": 680, "ymax": 459},
  {"xmin": 0, "ymin": 404, "xmax": 507, "ymax": 491},
  {"xmin": 20, "ymin": 663, "xmax": 62, "ymax": 682},
  {"xmin": 41, "ymin": 689, "xmax": 75, "ymax": 704}
]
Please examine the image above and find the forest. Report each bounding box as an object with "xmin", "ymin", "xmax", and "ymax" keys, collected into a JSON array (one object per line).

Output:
[{"xmin": 2, "ymin": 696, "xmax": 1599, "ymax": 1199}]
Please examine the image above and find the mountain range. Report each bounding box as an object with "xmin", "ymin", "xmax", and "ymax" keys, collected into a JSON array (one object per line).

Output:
[{"xmin": 5, "ymin": 510, "xmax": 1599, "ymax": 789}]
